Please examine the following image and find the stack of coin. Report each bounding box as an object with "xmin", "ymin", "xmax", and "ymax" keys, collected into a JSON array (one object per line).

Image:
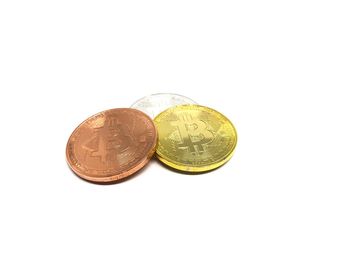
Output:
[{"xmin": 66, "ymin": 93, "xmax": 237, "ymax": 183}]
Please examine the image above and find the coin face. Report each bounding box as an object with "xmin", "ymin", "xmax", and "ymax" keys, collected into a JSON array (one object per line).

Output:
[
  {"xmin": 130, "ymin": 93, "xmax": 196, "ymax": 119},
  {"xmin": 154, "ymin": 105, "xmax": 237, "ymax": 172},
  {"xmin": 66, "ymin": 108, "xmax": 157, "ymax": 183}
]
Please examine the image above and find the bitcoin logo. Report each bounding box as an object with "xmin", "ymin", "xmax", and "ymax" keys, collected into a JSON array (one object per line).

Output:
[
  {"xmin": 154, "ymin": 105, "xmax": 237, "ymax": 172},
  {"xmin": 171, "ymin": 114, "xmax": 214, "ymax": 153},
  {"xmin": 83, "ymin": 116, "xmax": 135, "ymax": 164}
]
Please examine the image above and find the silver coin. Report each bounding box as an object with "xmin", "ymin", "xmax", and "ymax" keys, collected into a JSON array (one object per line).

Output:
[{"xmin": 130, "ymin": 93, "xmax": 197, "ymax": 118}]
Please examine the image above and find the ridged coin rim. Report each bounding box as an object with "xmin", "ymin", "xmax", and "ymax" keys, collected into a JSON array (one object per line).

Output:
[{"xmin": 154, "ymin": 104, "xmax": 237, "ymax": 172}]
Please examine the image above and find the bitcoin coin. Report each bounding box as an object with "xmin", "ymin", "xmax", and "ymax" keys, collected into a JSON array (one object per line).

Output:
[
  {"xmin": 66, "ymin": 108, "xmax": 157, "ymax": 183},
  {"xmin": 154, "ymin": 105, "xmax": 237, "ymax": 172},
  {"xmin": 130, "ymin": 93, "xmax": 196, "ymax": 119}
]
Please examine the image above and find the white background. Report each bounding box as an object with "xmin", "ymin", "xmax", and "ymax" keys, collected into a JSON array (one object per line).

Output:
[{"xmin": 0, "ymin": 1, "xmax": 349, "ymax": 262}]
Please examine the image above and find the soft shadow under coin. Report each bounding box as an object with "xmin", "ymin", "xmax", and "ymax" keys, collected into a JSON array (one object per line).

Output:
[
  {"xmin": 154, "ymin": 157, "xmax": 228, "ymax": 175},
  {"xmin": 66, "ymin": 160, "xmax": 154, "ymax": 185}
]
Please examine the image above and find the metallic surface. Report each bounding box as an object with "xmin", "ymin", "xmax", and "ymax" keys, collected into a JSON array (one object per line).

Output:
[
  {"xmin": 66, "ymin": 108, "xmax": 157, "ymax": 183},
  {"xmin": 130, "ymin": 93, "xmax": 196, "ymax": 119},
  {"xmin": 154, "ymin": 105, "xmax": 237, "ymax": 172}
]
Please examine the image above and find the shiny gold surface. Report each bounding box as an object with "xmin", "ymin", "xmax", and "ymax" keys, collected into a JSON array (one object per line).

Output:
[{"xmin": 154, "ymin": 105, "xmax": 237, "ymax": 172}]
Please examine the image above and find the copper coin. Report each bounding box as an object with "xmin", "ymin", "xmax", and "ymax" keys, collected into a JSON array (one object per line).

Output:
[{"xmin": 66, "ymin": 108, "xmax": 157, "ymax": 183}]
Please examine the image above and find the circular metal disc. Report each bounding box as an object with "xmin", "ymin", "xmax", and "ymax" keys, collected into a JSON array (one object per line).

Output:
[
  {"xmin": 66, "ymin": 108, "xmax": 157, "ymax": 183},
  {"xmin": 154, "ymin": 105, "xmax": 237, "ymax": 172},
  {"xmin": 130, "ymin": 93, "xmax": 197, "ymax": 119}
]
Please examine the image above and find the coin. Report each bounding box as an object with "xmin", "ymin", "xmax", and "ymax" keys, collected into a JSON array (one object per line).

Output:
[
  {"xmin": 130, "ymin": 93, "xmax": 196, "ymax": 119},
  {"xmin": 154, "ymin": 105, "xmax": 237, "ymax": 172},
  {"xmin": 66, "ymin": 108, "xmax": 157, "ymax": 183}
]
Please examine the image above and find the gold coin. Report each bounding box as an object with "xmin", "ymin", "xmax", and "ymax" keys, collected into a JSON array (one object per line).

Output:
[{"xmin": 154, "ymin": 105, "xmax": 237, "ymax": 172}]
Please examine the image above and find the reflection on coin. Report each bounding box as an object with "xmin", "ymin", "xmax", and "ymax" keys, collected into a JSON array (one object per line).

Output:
[
  {"xmin": 130, "ymin": 93, "xmax": 196, "ymax": 119},
  {"xmin": 66, "ymin": 108, "xmax": 157, "ymax": 183},
  {"xmin": 154, "ymin": 105, "xmax": 237, "ymax": 172}
]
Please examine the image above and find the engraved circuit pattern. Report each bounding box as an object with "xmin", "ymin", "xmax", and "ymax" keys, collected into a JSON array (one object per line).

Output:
[
  {"xmin": 154, "ymin": 105, "xmax": 237, "ymax": 172},
  {"xmin": 66, "ymin": 109, "xmax": 157, "ymax": 182}
]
